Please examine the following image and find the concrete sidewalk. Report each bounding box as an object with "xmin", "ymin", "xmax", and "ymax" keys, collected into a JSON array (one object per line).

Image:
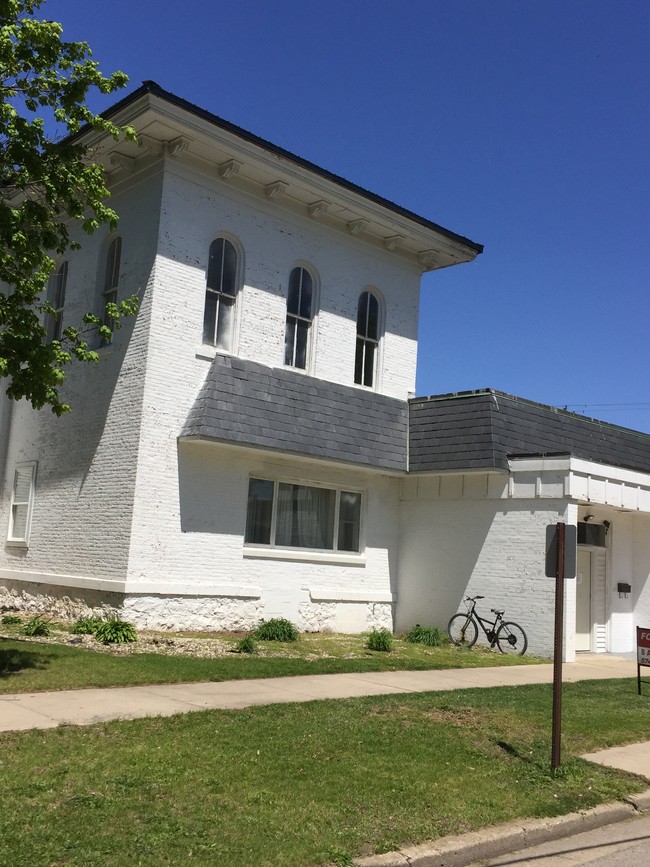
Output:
[{"xmin": 0, "ymin": 652, "xmax": 637, "ymax": 732}]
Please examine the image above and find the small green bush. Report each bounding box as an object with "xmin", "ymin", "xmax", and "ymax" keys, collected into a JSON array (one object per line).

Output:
[
  {"xmin": 405, "ymin": 624, "xmax": 445, "ymax": 647},
  {"xmin": 365, "ymin": 628, "xmax": 393, "ymax": 652},
  {"xmin": 236, "ymin": 635, "xmax": 257, "ymax": 654},
  {"xmin": 253, "ymin": 618, "xmax": 299, "ymax": 642},
  {"xmin": 23, "ymin": 616, "xmax": 51, "ymax": 637},
  {"xmin": 70, "ymin": 616, "xmax": 104, "ymax": 635},
  {"xmin": 1, "ymin": 614, "xmax": 22, "ymax": 625},
  {"xmin": 94, "ymin": 617, "xmax": 137, "ymax": 645}
]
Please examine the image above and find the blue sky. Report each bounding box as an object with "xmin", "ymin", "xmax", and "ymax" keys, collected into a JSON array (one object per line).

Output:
[{"xmin": 52, "ymin": 0, "xmax": 650, "ymax": 431}]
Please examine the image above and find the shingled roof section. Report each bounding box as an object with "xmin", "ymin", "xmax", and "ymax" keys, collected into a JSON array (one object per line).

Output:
[
  {"xmin": 409, "ymin": 390, "xmax": 650, "ymax": 475},
  {"xmin": 181, "ymin": 355, "xmax": 408, "ymax": 471}
]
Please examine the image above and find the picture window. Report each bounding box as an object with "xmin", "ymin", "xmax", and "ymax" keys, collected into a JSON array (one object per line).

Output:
[{"xmin": 245, "ymin": 478, "xmax": 361, "ymax": 553}]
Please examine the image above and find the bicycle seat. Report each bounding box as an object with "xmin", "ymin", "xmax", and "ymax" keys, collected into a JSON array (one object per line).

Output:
[{"xmin": 491, "ymin": 609, "xmax": 505, "ymax": 616}]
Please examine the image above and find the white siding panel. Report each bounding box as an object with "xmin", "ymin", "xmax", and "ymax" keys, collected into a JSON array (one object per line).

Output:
[{"xmin": 592, "ymin": 548, "xmax": 607, "ymax": 653}]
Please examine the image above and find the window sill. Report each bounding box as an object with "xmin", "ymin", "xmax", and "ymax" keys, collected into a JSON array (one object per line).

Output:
[
  {"xmin": 195, "ymin": 345, "xmax": 233, "ymax": 361},
  {"xmin": 243, "ymin": 546, "xmax": 365, "ymax": 566},
  {"xmin": 353, "ymin": 381, "xmax": 378, "ymax": 393},
  {"xmin": 275, "ymin": 363, "xmax": 312, "ymax": 377},
  {"xmin": 6, "ymin": 539, "xmax": 28, "ymax": 548}
]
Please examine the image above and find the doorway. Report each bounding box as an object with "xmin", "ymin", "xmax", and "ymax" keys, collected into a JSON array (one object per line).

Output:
[{"xmin": 576, "ymin": 548, "xmax": 592, "ymax": 651}]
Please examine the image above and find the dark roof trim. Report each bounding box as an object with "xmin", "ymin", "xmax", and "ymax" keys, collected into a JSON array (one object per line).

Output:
[
  {"xmin": 77, "ymin": 80, "xmax": 483, "ymax": 256},
  {"xmin": 411, "ymin": 388, "xmax": 650, "ymax": 445}
]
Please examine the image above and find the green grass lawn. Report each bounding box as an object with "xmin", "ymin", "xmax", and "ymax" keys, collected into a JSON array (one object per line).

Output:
[
  {"xmin": 0, "ymin": 630, "xmax": 542, "ymax": 694},
  {"xmin": 0, "ymin": 679, "xmax": 646, "ymax": 866}
]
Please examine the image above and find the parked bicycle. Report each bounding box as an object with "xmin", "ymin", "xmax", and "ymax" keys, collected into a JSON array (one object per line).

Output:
[{"xmin": 447, "ymin": 596, "xmax": 528, "ymax": 655}]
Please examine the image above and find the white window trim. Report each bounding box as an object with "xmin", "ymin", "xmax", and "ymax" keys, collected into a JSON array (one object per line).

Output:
[
  {"xmin": 244, "ymin": 476, "xmax": 365, "ymax": 557},
  {"xmin": 243, "ymin": 547, "xmax": 366, "ymax": 566},
  {"xmin": 7, "ymin": 461, "xmax": 37, "ymax": 547}
]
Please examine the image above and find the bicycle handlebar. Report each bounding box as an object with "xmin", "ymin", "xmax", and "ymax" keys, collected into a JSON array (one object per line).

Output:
[{"xmin": 464, "ymin": 595, "xmax": 484, "ymax": 601}]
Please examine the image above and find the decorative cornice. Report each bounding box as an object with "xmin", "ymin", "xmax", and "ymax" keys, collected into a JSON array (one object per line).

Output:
[
  {"xmin": 383, "ymin": 234, "xmax": 405, "ymax": 251},
  {"xmin": 217, "ymin": 158, "xmax": 242, "ymax": 181},
  {"xmin": 265, "ymin": 180, "xmax": 288, "ymax": 200},
  {"xmin": 347, "ymin": 219, "xmax": 368, "ymax": 236},
  {"xmin": 138, "ymin": 134, "xmax": 163, "ymax": 155},
  {"xmin": 109, "ymin": 152, "xmax": 136, "ymax": 175},
  {"xmin": 165, "ymin": 135, "xmax": 191, "ymax": 158},
  {"xmin": 418, "ymin": 249, "xmax": 439, "ymax": 269},
  {"xmin": 308, "ymin": 199, "xmax": 331, "ymax": 219}
]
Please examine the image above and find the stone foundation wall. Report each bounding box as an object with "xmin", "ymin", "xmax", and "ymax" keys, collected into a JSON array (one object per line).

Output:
[
  {"xmin": 0, "ymin": 580, "xmax": 391, "ymax": 634},
  {"xmin": 0, "ymin": 580, "xmax": 122, "ymax": 622}
]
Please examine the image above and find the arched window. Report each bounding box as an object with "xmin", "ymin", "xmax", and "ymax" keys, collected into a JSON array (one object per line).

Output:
[
  {"xmin": 354, "ymin": 291, "xmax": 380, "ymax": 387},
  {"xmin": 284, "ymin": 266, "xmax": 314, "ymax": 369},
  {"xmin": 46, "ymin": 260, "xmax": 68, "ymax": 341},
  {"xmin": 203, "ymin": 237, "xmax": 238, "ymax": 351},
  {"xmin": 101, "ymin": 236, "xmax": 121, "ymax": 344}
]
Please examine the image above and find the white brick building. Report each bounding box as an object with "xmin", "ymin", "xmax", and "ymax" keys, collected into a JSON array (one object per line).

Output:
[{"xmin": 2, "ymin": 83, "xmax": 650, "ymax": 659}]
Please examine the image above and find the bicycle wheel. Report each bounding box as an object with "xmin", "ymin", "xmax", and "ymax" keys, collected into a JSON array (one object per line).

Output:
[
  {"xmin": 495, "ymin": 622, "xmax": 528, "ymax": 656},
  {"xmin": 447, "ymin": 613, "xmax": 478, "ymax": 648}
]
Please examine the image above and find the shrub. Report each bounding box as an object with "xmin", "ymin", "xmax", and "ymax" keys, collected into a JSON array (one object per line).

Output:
[
  {"xmin": 236, "ymin": 635, "xmax": 257, "ymax": 654},
  {"xmin": 23, "ymin": 616, "xmax": 51, "ymax": 637},
  {"xmin": 405, "ymin": 624, "xmax": 445, "ymax": 647},
  {"xmin": 94, "ymin": 617, "xmax": 137, "ymax": 645},
  {"xmin": 1, "ymin": 614, "xmax": 22, "ymax": 625},
  {"xmin": 70, "ymin": 616, "xmax": 104, "ymax": 635},
  {"xmin": 365, "ymin": 628, "xmax": 393, "ymax": 652},
  {"xmin": 253, "ymin": 618, "xmax": 299, "ymax": 642}
]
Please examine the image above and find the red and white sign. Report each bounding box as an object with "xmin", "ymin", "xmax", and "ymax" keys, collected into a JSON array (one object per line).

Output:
[{"xmin": 637, "ymin": 627, "xmax": 650, "ymax": 667}]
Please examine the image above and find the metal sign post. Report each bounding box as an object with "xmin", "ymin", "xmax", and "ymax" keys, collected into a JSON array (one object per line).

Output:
[
  {"xmin": 545, "ymin": 522, "xmax": 577, "ymax": 773},
  {"xmin": 637, "ymin": 627, "xmax": 650, "ymax": 695},
  {"xmin": 551, "ymin": 522, "xmax": 565, "ymax": 772}
]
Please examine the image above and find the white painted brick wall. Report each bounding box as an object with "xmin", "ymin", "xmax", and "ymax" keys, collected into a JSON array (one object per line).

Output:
[
  {"xmin": 608, "ymin": 511, "xmax": 650, "ymax": 653},
  {"xmin": 396, "ymin": 489, "xmax": 570, "ymax": 657},
  {"xmin": 0, "ymin": 167, "xmax": 163, "ymax": 581},
  {"xmin": 120, "ymin": 161, "xmax": 414, "ymax": 629},
  {"xmin": 156, "ymin": 165, "xmax": 420, "ymax": 400},
  {"xmin": 0, "ymin": 157, "xmax": 414, "ymax": 631},
  {"xmin": 127, "ymin": 434, "xmax": 401, "ymax": 631},
  {"xmin": 633, "ymin": 514, "xmax": 650, "ymax": 639}
]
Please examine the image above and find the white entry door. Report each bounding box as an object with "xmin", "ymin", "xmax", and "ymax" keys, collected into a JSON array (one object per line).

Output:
[{"xmin": 576, "ymin": 549, "xmax": 592, "ymax": 651}]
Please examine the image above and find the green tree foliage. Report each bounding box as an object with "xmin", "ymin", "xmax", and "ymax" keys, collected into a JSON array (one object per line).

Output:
[{"xmin": 0, "ymin": 0, "xmax": 138, "ymax": 415}]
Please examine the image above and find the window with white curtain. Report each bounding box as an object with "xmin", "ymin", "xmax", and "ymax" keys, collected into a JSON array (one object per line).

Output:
[
  {"xmin": 7, "ymin": 462, "xmax": 37, "ymax": 546},
  {"xmin": 245, "ymin": 478, "xmax": 362, "ymax": 552}
]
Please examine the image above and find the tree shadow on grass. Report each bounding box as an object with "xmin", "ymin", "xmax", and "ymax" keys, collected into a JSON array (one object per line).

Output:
[{"xmin": 0, "ymin": 642, "xmax": 50, "ymax": 678}]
